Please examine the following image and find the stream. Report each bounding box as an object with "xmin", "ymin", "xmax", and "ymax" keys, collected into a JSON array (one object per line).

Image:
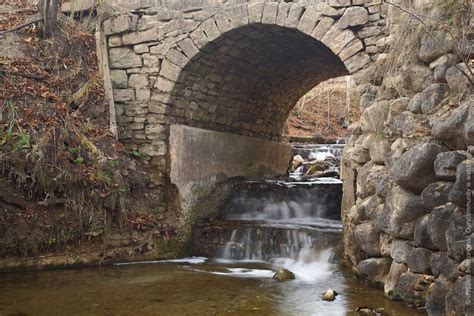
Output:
[{"xmin": 0, "ymin": 143, "xmax": 420, "ymax": 315}]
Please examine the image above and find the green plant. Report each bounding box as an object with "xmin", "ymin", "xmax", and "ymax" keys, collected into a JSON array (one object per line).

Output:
[
  {"xmin": 108, "ymin": 159, "xmax": 119, "ymax": 167},
  {"xmin": 73, "ymin": 157, "xmax": 84, "ymax": 165}
]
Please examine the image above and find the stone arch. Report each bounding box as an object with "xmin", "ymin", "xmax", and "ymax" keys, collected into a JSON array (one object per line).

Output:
[
  {"xmin": 155, "ymin": 1, "xmax": 372, "ymax": 140},
  {"xmin": 103, "ymin": 0, "xmax": 386, "ymax": 231}
]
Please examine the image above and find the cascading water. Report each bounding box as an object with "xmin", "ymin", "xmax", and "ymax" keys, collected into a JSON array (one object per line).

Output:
[{"xmin": 197, "ymin": 143, "xmax": 346, "ymax": 282}]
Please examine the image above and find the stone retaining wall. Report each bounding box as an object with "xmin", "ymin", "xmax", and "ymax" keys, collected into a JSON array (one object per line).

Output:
[{"xmin": 341, "ymin": 1, "xmax": 473, "ymax": 314}]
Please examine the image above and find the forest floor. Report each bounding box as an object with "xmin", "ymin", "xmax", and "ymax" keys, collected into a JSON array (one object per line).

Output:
[
  {"xmin": 286, "ymin": 77, "xmax": 361, "ymax": 139},
  {"xmin": 0, "ymin": 1, "xmax": 159, "ymax": 262}
]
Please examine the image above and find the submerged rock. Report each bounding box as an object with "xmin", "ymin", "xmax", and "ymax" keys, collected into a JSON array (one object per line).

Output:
[
  {"xmin": 272, "ymin": 268, "xmax": 295, "ymax": 282},
  {"xmin": 322, "ymin": 289, "xmax": 338, "ymax": 301},
  {"xmin": 355, "ymin": 306, "xmax": 386, "ymax": 315}
]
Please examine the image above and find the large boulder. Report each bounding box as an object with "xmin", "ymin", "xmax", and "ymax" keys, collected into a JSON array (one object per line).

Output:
[
  {"xmin": 357, "ymin": 195, "xmax": 383, "ymax": 221},
  {"xmin": 427, "ymin": 203, "xmax": 455, "ymax": 251},
  {"xmin": 407, "ymin": 83, "xmax": 449, "ymax": 114},
  {"xmin": 449, "ymin": 159, "xmax": 474, "ymax": 209},
  {"xmin": 359, "ymin": 85, "xmax": 379, "ymax": 110},
  {"xmin": 445, "ymin": 276, "xmax": 474, "ymax": 315},
  {"xmin": 431, "ymin": 101, "xmax": 473, "ymax": 149},
  {"xmin": 419, "ymin": 30, "xmax": 453, "ymax": 63},
  {"xmin": 446, "ymin": 212, "xmax": 472, "ymax": 261},
  {"xmin": 376, "ymin": 185, "xmax": 424, "ymax": 238},
  {"xmin": 356, "ymin": 162, "xmax": 386, "ymax": 199},
  {"xmin": 389, "ymin": 142, "xmax": 448, "ymax": 193},
  {"xmin": 384, "ymin": 64, "xmax": 433, "ymax": 96},
  {"xmin": 430, "ymin": 54, "xmax": 457, "ymax": 82},
  {"xmin": 357, "ymin": 257, "xmax": 392, "ymax": 287},
  {"xmin": 425, "ymin": 276, "xmax": 453, "ymax": 316},
  {"xmin": 434, "ymin": 151, "xmax": 469, "ymax": 180},
  {"xmin": 354, "ymin": 222, "xmax": 381, "ymax": 257},
  {"xmin": 386, "ymin": 111, "xmax": 420, "ymax": 139},
  {"xmin": 393, "ymin": 271, "xmax": 434, "ymax": 307},
  {"xmin": 379, "ymin": 232, "xmax": 392, "ymax": 257},
  {"xmin": 420, "ymin": 181, "xmax": 454, "ymax": 210},
  {"xmin": 445, "ymin": 63, "xmax": 473, "ymax": 95},
  {"xmin": 413, "ymin": 214, "xmax": 437, "ymax": 250},
  {"xmin": 369, "ymin": 137, "xmax": 390, "ymax": 165},
  {"xmin": 430, "ymin": 252, "xmax": 459, "ymax": 280},
  {"xmin": 458, "ymin": 258, "xmax": 474, "ymax": 275},
  {"xmin": 406, "ymin": 247, "xmax": 432, "ymax": 274},
  {"xmin": 384, "ymin": 261, "xmax": 408, "ymax": 300},
  {"xmin": 390, "ymin": 239, "xmax": 413, "ymax": 264},
  {"xmin": 360, "ymin": 101, "xmax": 390, "ymax": 133}
]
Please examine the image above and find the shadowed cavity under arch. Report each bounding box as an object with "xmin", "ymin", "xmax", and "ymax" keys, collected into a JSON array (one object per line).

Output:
[{"xmin": 168, "ymin": 23, "xmax": 349, "ymax": 141}]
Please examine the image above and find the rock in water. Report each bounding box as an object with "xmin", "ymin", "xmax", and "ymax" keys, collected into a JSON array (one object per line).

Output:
[
  {"xmin": 322, "ymin": 289, "xmax": 338, "ymax": 301},
  {"xmin": 290, "ymin": 155, "xmax": 304, "ymax": 172},
  {"xmin": 356, "ymin": 306, "xmax": 386, "ymax": 315},
  {"xmin": 272, "ymin": 268, "xmax": 295, "ymax": 282}
]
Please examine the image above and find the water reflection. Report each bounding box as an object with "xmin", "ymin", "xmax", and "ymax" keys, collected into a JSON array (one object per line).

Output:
[{"xmin": 0, "ymin": 261, "xmax": 421, "ymax": 315}]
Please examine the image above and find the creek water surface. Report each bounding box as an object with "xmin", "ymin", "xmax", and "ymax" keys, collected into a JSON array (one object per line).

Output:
[{"xmin": 0, "ymin": 144, "xmax": 420, "ymax": 315}]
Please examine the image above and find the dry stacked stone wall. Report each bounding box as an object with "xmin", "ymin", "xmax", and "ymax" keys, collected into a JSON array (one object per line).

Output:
[{"xmin": 341, "ymin": 1, "xmax": 473, "ymax": 314}]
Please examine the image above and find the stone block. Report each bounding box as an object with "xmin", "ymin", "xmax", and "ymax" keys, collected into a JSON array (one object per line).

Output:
[
  {"xmin": 110, "ymin": 70, "xmax": 128, "ymax": 89},
  {"xmin": 108, "ymin": 35, "xmax": 122, "ymax": 48},
  {"xmin": 297, "ymin": 6, "xmax": 323, "ymax": 34},
  {"xmin": 311, "ymin": 17, "xmax": 334, "ymax": 40},
  {"xmin": 104, "ymin": 15, "xmax": 134, "ymax": 36},
  {"xmin": 328, "ymin": 0, "xmax": 351, "ymax": 7},
  {"xmin": 143, "ymin": 53, "xmax": 161, "ymax": 67},
  {"xmin": 275, "ymin": 2, "xmax": 290, "ymax": 26},
  {"xmin": 261, "ymin": 2, "xmax": 278, "ymax": 24},
  {"xmin": 128, "ymin": 74, "xmax": 149, "ymax": 88},
  {"xmin": 113, "ymin": 89, "xmax": 135, "ymax": 102},
  {"xmin": 136, "ymin": 88, "xmax": 151, "ymax": 101},
  {"xmin": 178, "ymin": 38, "xmax": 200, "ymax": 59},
  {"xmin": 338, "ymin": 6, "xmax": 368, "ymax": 29},
  {"xmin": 344, "ymin": 52, "xmax": 371, "ymax": 73},
  {"xmin": 109, "ymin": 47, "xmax": 142, "ymax": 69},
  {"xmin": 122, "ymin": 28, "xmax": 159, "ymax": 45},
  {"xmin": 248, "ymin": 2, "xmax": 264, "ymax": 24},
  {"xmin": 285, "ymin": 3, "xmax": 304, "ymax": 28},
  {"xmin": 134, "ymin": 44, "xmax": 149, "ymax": 54},
  {"xmin": 339, "ymin": 38, "xmax": 364, "ymax": 61}
]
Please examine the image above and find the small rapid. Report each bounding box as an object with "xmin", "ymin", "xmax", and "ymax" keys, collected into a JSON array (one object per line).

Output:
[{"xmin": 207, "ymin": 143, "xmax": 345, "ymax": 282}]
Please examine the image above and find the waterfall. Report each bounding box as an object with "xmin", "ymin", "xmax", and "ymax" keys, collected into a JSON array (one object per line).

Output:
[{"xmin": 213, "ymin": 150, "xmax": 344, "ymax": 281}]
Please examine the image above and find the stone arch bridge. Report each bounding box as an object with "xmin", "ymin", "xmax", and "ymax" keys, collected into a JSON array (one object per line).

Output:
[{"xmin": 99, "ymin": 0, "xmax": 389, "ymax": 228}]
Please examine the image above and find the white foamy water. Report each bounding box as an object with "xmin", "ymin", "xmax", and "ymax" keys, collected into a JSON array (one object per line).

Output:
[{"xmin": 115, "ymin": 256, "xmax": 208, "ymax": 266}]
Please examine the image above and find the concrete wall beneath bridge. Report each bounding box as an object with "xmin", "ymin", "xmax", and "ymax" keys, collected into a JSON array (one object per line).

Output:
[{"xmin": 169, "ymin": 124, "xmax": 292, "ymax": 224}]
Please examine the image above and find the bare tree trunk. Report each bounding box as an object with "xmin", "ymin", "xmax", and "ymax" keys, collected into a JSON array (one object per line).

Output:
[
  {"xmin": 344, "ymin": 76, "xmax": 351, "ymax": 126},
  {"xmin": 38, "ymin": 0, "xmax": 59, "ymax": 38}
]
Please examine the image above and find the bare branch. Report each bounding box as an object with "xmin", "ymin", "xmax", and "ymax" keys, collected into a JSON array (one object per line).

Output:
[
  {"xmin": 0, "ymin": 16, "xmax": 42, "ymax": 37},
  {"xmin": 383, "ymin": 0, "xmax": 473, "ymax": 87}
]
